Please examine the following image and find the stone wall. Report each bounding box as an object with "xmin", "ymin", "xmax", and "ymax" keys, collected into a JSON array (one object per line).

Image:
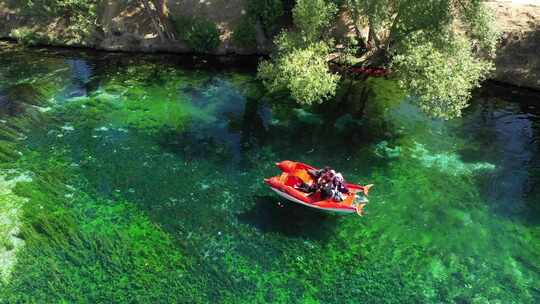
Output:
[
  {"xmin": 487, "ymin": 1, "xmax": 540, "ymax": 90},
  {"xmin": 0, "ymin": 0, "xmax": 270, "ymax": 54},
  {"xmin": 96, "ymin": 0, "xmax": 270, "ymax": 54}
]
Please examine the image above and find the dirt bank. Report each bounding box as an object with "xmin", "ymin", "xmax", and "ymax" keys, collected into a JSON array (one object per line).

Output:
[{"xmin": 487, "ymin": 1, "xmax": 540, "ymax": 90}]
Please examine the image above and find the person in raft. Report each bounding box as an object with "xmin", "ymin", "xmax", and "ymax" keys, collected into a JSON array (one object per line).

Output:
[{"xmin": 296, "ymin": 167, "xmax": 350, "ymax": 201}]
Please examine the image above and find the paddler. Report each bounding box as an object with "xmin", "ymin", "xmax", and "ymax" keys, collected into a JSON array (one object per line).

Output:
[
  {"xmin": 295, "ymin": 166, "xmax": 330, "ymax": 193},
  {"xmin": 300, "ymin": 167, "xmax": 350, "ymax": 202},
  {"xmin": 331, "ymin": 173, "xmax": 349, "ymax": 201}
]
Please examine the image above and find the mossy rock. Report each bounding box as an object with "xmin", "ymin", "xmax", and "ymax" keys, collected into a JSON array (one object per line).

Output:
[
  {"xmin": 4, "ymin": 84, "xmax": 45, "ymax": 106},
  {"xmin": 0, "ymin": 84, "xmax": 46, "ymax": 118}
]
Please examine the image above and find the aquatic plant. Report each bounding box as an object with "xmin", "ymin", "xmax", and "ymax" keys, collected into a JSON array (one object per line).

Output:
[
  {"xmin": 0, "ymin": 45, "xmax": 539, "ymax": 304},
  {"xmin": 0, "ymin": 152, "xmax": 202, "ymax": 303},
  {"xmin": 374, "ymin": 140, "xmax": 401, "ymax": 159}
]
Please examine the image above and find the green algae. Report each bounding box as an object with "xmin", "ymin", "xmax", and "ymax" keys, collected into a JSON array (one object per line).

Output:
[
  {"xmin": 0, "ymin": 45, "xmax": 539, "ymax": 303},
  {"xmin": 356, "ymin": 154, "xmax": 539, "ymax": 303},
  {"xmin": 111, "ymin": 92, "xmax": 192, "ymax": 132},
  {"xmin": 0, "ymin": 45, "xmax": 71, "ymax": 100},
  {"xmin": 53, "ymin": 63, "xmax": 255, "ymax": 135},
  {"xmin": 0, "ymin": 152, "xmax": 199, "ymax": 303},
  {"xmin": 58, "ymin": 89, "xmax": 196, "ymax": 133}
]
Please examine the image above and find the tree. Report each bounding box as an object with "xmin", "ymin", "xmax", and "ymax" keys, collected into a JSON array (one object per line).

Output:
[
  {"xmin": 246, "ymin": 0, "xmax": 284, "ymax": 38},
  {"xmin": 258, "ymin": 40, "xmax": 340, "ymax": 105},
  {"xmin": 392, "ymin": 32, "xmax": 492, "ymax": 119},
  {"xmin": 140, "ymin": 0, "xmax": 172, "ymax": 42},
  {"xmin": 258, "ymin": 0, "xmax": 500, "ymax": 119},
  {"xmin": 257, "ymin": 0, "xmax": 339, "ymax": 105}
]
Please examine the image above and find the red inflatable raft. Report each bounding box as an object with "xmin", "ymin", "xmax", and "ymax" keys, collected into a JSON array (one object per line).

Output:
[{"xmin": 264, "ymin": 160, "xmax": 373, "ymax": 215}]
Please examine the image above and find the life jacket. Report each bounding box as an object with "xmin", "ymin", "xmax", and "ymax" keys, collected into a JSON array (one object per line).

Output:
[{"xmin": 317, "ymin": 171, "xmax": 334, "ymax": 187}]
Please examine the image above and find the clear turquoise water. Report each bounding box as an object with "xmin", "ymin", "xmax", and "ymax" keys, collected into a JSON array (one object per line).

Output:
[{"xmin": 0, "ymin": 42, "xmax": 539, "ymax": 303}]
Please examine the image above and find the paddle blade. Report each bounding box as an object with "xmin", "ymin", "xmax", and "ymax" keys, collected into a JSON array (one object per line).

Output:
[
  {"xmin": 356, "ymin": 203, "xmax": 366, "ymax": 216},
  {"xmin": 363, "ymin": 184, "xmax": 373, "ymax": 196}
]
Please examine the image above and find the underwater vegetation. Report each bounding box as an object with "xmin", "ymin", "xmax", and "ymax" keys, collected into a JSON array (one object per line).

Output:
[
  {"xmin": 0, "ymin": 45, "xmax": 538, "ymax": 303},
  {"xmin": 375, "ymin": 140, "xmax": 496, "ymax": 175},
  {"xmin": 0, "ymin": 153, "xmax": 196, "ymax": 303},
  {"xmin": 0, "ymin": 171, "xmax": 30, "ymax": 281}
]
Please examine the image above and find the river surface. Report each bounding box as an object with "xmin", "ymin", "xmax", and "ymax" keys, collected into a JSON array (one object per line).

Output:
[{"xmin": 0, "ymin": 42, "xmax": 539, "ymax": 303}]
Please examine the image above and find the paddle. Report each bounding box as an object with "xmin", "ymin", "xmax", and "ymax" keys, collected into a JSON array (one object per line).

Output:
[
  {"xmin": 355, "ymin": 203, "xmax": 366, "ymax": 216},
  {"xmin": 346, "ymin": 183, "xmax": 373, "ymax": 196}
]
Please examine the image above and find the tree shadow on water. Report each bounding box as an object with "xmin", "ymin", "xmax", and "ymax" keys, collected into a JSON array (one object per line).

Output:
[{"xmin": 237, "ymin": 195, "xmax": 338, "ymax": 241}]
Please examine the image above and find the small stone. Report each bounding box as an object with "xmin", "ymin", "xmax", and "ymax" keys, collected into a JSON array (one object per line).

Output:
[{"xmin": 61, "ymin": 124, "xmax": 74, "ymax": 131}]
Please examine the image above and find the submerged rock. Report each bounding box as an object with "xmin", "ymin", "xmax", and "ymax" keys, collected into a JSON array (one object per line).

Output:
[
  {"xmin": 374, "ymin": 140, "xmax": 402, "ymax": 159},
  {"xmin": 61, "ymin": 124, "xmax": 75, "ymax": 132},
  {"xmin": 410, "ymin": 142, "xmax": 496, "ymax": 175},
  {"xmin": 0, "ymin": 83, "xmax": 46, "ymax": 118},
  {"xmin": 334, "ymin": 114, "xmax": 363, "ymax": 132},
  {"xmin": 293, "ymin": 108, "xmax": 323, "ymax": 125},
  {"xmin": 4, "ymin": 83, "xmax": 44, "ymax": 106}
]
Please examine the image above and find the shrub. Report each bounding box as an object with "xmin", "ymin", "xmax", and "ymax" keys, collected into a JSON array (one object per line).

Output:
[
  {"xmin": 20, "ymin": 0, "xmax": 98, "ymax": 45},
  {"xmin": 172, "ymin": 16, "xmax": 220, "ymax": 53},
  {"xmin": 392, "ymin": 32, "xmax": 493, "ymax": 119},
  {"xmin": 10, "ymin": 27, "xmax": 48, "ymax": 46},
  {"xmin": 293, "ymin": 0, "xmax": 337, "ymax": 42},
  {"xmin": 232, "ymin": 16, "xmax": 258, "ymax": 49},
  {"xmin": 258, "ymin": 39, "xmax": 340, "ymax": 105},
  {"xmin": 246, "ymin": 0, "xmax": 283, "ymax": 36}
]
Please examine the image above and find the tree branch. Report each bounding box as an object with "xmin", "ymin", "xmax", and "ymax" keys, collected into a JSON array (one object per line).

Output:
[
  {"xmin": 140, "ymin": 0, "xmax": 167, "ymax": 42},
  {"xmin": 367, "ymin": 16, "xmax": 381, "ymax": 49},
  {"xmin": 385, "ymin": 11, "xmax": 400, "ymax": 50}
]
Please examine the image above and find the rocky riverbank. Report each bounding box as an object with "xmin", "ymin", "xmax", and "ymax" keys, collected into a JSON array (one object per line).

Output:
[
  {"xmin": 0, "ymin": 0, "xmax": 272, "ymax": 54},
  {"xmin": 486, "ymin": 1, "xmax": 540, "ymax": 91},
  {"xmin": 0, "ymin": 0, "xmax": 539, "ymax": 90}
]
